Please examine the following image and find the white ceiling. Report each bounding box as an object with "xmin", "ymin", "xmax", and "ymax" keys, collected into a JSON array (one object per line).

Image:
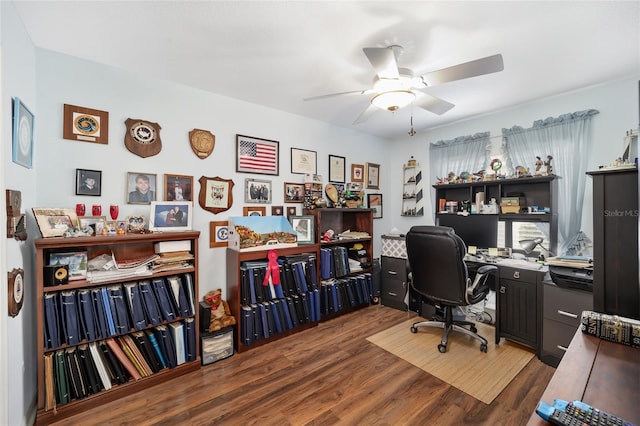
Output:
[{"xmin": 11, "ymin": 1, "xmax": 640, "ymax": 140}]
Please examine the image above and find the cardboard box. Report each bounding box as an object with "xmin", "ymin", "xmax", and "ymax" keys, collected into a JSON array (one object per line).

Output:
[{"xmin": 228, "ymin": 216, "xmax": 298, "ymax": 252}]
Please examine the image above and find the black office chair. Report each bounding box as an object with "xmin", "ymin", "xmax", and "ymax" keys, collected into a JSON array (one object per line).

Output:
[{"xmin": 406, "ymin": 225, "xmax": 497, "ymax": 353}]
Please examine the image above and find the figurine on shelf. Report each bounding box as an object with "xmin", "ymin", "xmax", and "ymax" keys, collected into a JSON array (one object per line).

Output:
[
  {"xmin": 545, "ymin": 155, "xmax": 553, "ymax": 175},
  {"xmin": 535, "ymin": 156, "xmax": 543, "ymax": 174},
  {"xmin": 203, "ymin": 289, "xmax": 236, "ymax": 332}
]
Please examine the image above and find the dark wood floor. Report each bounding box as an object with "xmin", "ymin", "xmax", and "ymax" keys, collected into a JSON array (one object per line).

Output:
[{"xmin": 48, "ymin": 305, "xmax": 555, "ymax": 425}]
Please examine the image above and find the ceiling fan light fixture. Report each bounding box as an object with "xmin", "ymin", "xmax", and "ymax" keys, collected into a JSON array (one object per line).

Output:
[{"xmin": 371, "ymin": 90, "xmax": 415, "ymax": 111}]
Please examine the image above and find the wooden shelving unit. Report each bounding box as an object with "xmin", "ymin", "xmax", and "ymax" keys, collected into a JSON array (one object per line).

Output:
[{"xmin": 35, "ymin": 231, "xmax": 200, "ymax": 425}]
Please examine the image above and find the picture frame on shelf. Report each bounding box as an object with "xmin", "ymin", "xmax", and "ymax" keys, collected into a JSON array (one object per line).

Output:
[
  {"xmin": 78, "ymin": 215, "xmax": 107, "ymax": 235},
  {"xmin": 244, "ymin": 178, "xmax": 272, "ymax": 204},
  {"xmin": 284, "ymin": 182, "xmax": 305, "ymax": 203},
  {"xmin": 164, "ymin": 174, "xmax": 193, "ymax": 201},
  {"xmin": 75, "ymin": 169, "xmax": 102, "ymax": 196},
  {"xmin": 289, "ymin": 215, "xmax": 315, "ymax": 244},
  {"xmin": 198, "ymin": 175, "xmax": 234, "ymax": 215},
  {"xmin": 351, "ymin": 164, "xmax": 364, "ymax": 182},
  {"xmin": 124, "ymin": 215, "xmax": 147, "ymax": 233},
  {"xmin": 127, "ymin": 172, "xmax": 157, "ymax": 204},
  {"xmin": 271, "ymin": 206, "xmax": 284, "ymax": 216},
  {"xmin": 291, "ymin": 148, "xmax": 317, "ymax": 174},
  {"xmin": 243, "ymin": 206, "xmax": 266, "ymax": 216},
  {"xmin": 12, "ymin": 97, "xmax": 34, "ymax": 169},
  {"xmin": 329, "ymin": 155, "xmax": 346, "ymax": 183},
  {"xmin": 366, "ymin": 162, "xmax": 380, "ymax": 189},
  {"xmin": 63, "ymin": 104, "xmax": 109, "ymax": 144},
  {"xmin": 48, "ymin": 251, "xmax": 88, "ymax": 281},
  {"xmin": 236, "ymin": 134, "xmax": 279, "ymax": 175},
  {"xmin": 209, "ymin": 221, "xmax": 229, "ymax": 248},
  {"xmin": 32, "ymin": 208, "xmax": 79, "ymax": 238},
  {"xmin": 367, "ymin": 193, "xmax": 383, "ymax": 219},
  {"xmin": 149, "ymin": 201, "xmax": 193, "ymax": 231}
]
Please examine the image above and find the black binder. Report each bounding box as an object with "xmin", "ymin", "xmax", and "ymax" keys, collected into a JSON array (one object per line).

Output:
[
  {"xmin": 77, "ymin": 289, "xmax": 98, "ymax": 342},
  {"xmin": 123, "ymin": 282, "xmax": 147, "ymax": 331},
  {"xmin": 91, "ymin": 288, "xmax": 110, "ymax": 340},
  {"xmin": 167, "ymin": 276, "xmax": 190, "ymax": 318},
  {"xmin": 145, "ymin": 330, "xmax": 167, "ymax": 369},
  {"xmin": 54, "ymin": 349, "xmax": 70, "ymax": 404},
  {"xmin": 138, "ymin": 280, "xmax": 163, "ymax": 326},
  {"xmin": 241, "ymin": 305, "xmax": 254, "ymax": 346},
  {"xmin": 44, "ymin": 292, "xmax": 62, "ymax": 349},
  {"xmin": 65, "ymin": 346, "xmax": 86, "ymax": 400},
  {"xmin": 154, "ymin": 325, "xmax": 177, "ymax": 369},
  {"xmin": 77, "ymin": 344, "xmax": 101, "ymax": 394},
  {"xmin": 98, "ymin": 341, "xmax": 129, "ymax": 384},
  {"xmin": 132, "ymin": 331, "xmax": 161, "ymax": 373},
  {"xmin": 251, "ymin": 304, "xmax": 262, "ymax": 341},
  {"xmin": 184, "ymin": 317, "xmax": 196, "ymax": 362},
  {"xmin": 106, "ymin": 284, "xmax": 132, "ymax": 335},
  {"xmin": 60, "ymin": 290, "xmax": 81, "ymax": 346},
  {"xmin": 285, "ymin": 297, "xmax": 299, "ymax": 326},
  {"xmin": 152, "ymin": 278, "xmax": 178, "ymax": 322}
]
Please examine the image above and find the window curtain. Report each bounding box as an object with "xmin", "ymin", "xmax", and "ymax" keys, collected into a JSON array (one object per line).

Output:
[
  {"xmin": 429, "ymin": 132, "xmax": 491, "ymax": 184},
  {"xmin": 502, "ymin": 109, "xmax": 599, "ymax": 255}
]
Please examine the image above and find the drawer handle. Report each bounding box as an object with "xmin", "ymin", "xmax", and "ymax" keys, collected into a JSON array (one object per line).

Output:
[
  {"xmin": 513, "ymin": 271, "xmax": 520, "ymax": 279},
  {"xmin": 387, "ymin": 270, "xmax": 398, "ymax": 275},
  {"xmin": 388, "ymin": 292, "xmax": 397, "ymax": 296},
  {"xmin": 557, "ymin": 345, "xmax": 568, "ymax": 352},
  {"xmin": 557, "ymin": 310, "xmax": 578, "ymax": 319}
]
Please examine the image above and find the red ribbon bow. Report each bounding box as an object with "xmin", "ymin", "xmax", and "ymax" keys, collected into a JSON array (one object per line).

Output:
[{"xmin": 262, "ymin": 249, "xmax": 281, "ymax": 286}]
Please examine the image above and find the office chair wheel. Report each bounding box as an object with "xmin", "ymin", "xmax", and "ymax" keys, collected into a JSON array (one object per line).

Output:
[
  {"xmin": 438, "ymin": 344, "xmax": 447, "ymax": 353},
  {"xmin": 410, "ymin": 326, "xmax": 418, "ymax": 333},
  {"xmin": 470, "ymin": 325, "xmax": 478, "ymax": 333},
  {"xmin": 480, "ymin": 343, "xmax": 488, "ymax": 353}
]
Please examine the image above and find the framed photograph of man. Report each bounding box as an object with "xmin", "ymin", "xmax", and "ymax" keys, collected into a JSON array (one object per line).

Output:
[
  {"xmin": 164, "ymin": 174, "xmax": 193, "ymax": 201},
  {"xmin": 127, "ymin": 172, "xmax": 157, "ymax": 204},
  {"xmin": 76, "ymin": 169, "xmax": 102, "ymax": 196},
  {"xmin": 244, "ymin": 178, "xmax": 272, "ymax": 204}
]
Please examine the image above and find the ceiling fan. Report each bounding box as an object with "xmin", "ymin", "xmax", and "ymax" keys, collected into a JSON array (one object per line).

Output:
[{"xmin": 304, "ymin": 45, "xmax": 504, "ymax": 124}]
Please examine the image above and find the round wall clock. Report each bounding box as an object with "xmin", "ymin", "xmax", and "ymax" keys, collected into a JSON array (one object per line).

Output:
[
  {"xmin": 124, "ymin": 118, "xmax": 162, "ymax": 158},
  {"xmin": 8, "ymin": 268, "xmax": 24, "ymax": 317},
  {"xmin": 189, "ymin": 128, "xmax": 215, "ymax": 159}
]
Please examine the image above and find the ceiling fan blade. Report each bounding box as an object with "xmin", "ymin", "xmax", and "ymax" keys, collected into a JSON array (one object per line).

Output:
[
  {"xmin": 353, "ymin": 103, "xmax": 379, "ymax": 124},
  {"xmin": 421, "ymin": 54, "xmax": 504, "ymax": 86},
  {"xmin": 415, "ymin": 94, "xmax": 455, "ymax": 115},
  {"xmin": 304, "ymin": 89, "xmax": 369, "ymax": 101},
  {"xmin": 363, "ymin": 47, "xmax": 399, "ymax": 79}
]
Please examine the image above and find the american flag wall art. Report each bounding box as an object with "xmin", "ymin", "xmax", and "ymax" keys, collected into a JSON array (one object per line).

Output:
[{"xmin": 236, "ymin": 134, "xmax": 279, "ymax": 175}]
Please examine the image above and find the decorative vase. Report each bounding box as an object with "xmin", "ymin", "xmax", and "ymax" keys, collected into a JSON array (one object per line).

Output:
[
  {"xmin": 76, "ymin": 204, "xmax": 86, "ymax": 217},
  {"xmin": 92, "ymin": 205, "xmax": 102, "ymax": 216},
  {"xmin": 109, "ymin": 205, "xmax": 119, "ymax": 220}
]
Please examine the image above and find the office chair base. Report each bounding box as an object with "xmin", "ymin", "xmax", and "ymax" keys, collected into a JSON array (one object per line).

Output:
[{"xmin": 410, "ymin": 320, "xmax": 488, "ymax": 353}]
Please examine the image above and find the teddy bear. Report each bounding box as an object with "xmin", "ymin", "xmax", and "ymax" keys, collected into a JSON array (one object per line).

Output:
[{"xmin": 202, "ymin": 289, "xmax": 236, "ymax": 332}]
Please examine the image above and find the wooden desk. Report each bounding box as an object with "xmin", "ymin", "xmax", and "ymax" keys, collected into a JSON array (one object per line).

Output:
[{"xmin": 527, "ymin": 328, "xmax": 640, "ymax": 425}]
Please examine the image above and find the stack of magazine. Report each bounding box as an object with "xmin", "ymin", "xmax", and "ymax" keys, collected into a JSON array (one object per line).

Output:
[{"xmin": 86, "ymin": 253, "xmax": 158, "ymax": 283}]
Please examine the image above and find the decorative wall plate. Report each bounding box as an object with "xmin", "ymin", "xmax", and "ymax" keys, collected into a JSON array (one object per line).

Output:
[
  {"xmin": 8, "ymin": 268, "xmax": 24, "ymax": 317},
  {"xmin": 189, "ymin": 129, "xmax": 215, "ymax": 159},
  {"xmin": 124, "ymin": 118, "xmax": 162, "ymax": 158}
]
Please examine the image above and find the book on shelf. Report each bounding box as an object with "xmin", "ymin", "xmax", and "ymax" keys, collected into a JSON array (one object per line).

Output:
[
  {"xmin": 105, "ymin": 338, "xmax": 142, "ymax": 380},
  {"xmin": 154, "ymin": 324, "xmax": 177, "ymax": 368},
  {"xmin": 77, "ymin": 289, "xmax": 98, "ymax": 342},
  {"xmin": 60, "ymin": 290, "xmax": 81, "ymax": 346},
  {"xmin": 184, "ymin": 317, "xmax": 196, "ymax": 362},
  {"xmin": 123, "ymin": 282, "xmax": 147, "ymax": 331},
  {"xmin": 44, "ymin": 292, "xmax": 61, "ymax": 349},
  {"xmin": 44, "ymin": 352, "xmax": 56, "ymax": 411},
  {"xmin": 152, "ymin": 278, "xmax": 179, "ymax": 322},
  {"xmin": 168, "ymin": 321, "xmax": 186, "ymax": 366},
  {"xmin": 88, "ymin": 342, "xmax": 112, "ymax": 391},
  {"xmin": 138, "ymin": 280, "xmax": 163, "ymax": 327},
  {"xmin": 77, "ymin": 343, "xmax": 102, "ymax": 395},
  {"xmin": 154, "ymin": 240, "xmax": 191, "ymax": 254},
  {"xmin": 118, "ymin": 335, "xmax": 152, "ymax": 377}
]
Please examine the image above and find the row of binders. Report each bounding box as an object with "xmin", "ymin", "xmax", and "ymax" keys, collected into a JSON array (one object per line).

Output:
[
  {"xmin": 320, "ymin": 274, "xmax": 373, "ymax": 315},
  {"xmin": 44, "ymin": 274, "xmax": 195, "ymax": 350},
  {"xmin": 320, "ymin": 246, "xmax": 351, "ymax": 279},
  {"xmin": 240, "ymin": 254, "xmax": 321, "ymax": 346},
  {"xmin": 43, "ymin": 319, "xmax": 196, "ymax": 410}
]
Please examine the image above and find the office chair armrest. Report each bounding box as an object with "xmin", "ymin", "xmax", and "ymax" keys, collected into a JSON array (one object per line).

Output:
[{"xmin": 465, "ymin": 265, "xmax": 498, "ymax": 304}]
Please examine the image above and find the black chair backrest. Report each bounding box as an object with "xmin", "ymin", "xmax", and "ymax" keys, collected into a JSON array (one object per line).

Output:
[{"xmin": 406, "ymin": 225, "xmax": 469, "ymax": 305}]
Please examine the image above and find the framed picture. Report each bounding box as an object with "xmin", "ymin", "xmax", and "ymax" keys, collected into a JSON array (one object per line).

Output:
[
  {"xmin": 198, "ymin": 176, "xmax": 234, "ymax": 214},
  {"xmin": 12, "ymin": 97, "xmax": 34, "ymax": 169},
  {"xmin": 347, "ymin": 182, "xmax": 363, "ymax": 191},
  {"xmin": 329, "ymin": 155, "xmax": 346, "ymax": 183},
  {"xmin": 63, "ymin": 104, "xmax": 109, "ymax": 144},
  {"xmin": 76, "ymin": 169, "xmax": 102, "ymax": 196},
  {"xmin": 49, "ymin": 251, "xmax": 88, "ymax": 281},
  {"xmin": 32, "ymin": 208, "xmax": 79, "ymax": 238},
  {"xmin": 366, "ymin": 162, "xmax": 380, "ymax": 189},
  {"xmin": 78, "ymin": 215, "xmax": 107, "ymax": 236},
  {"xmin": 236, "ymin": 134, "xmax": 279, "ymax": 175},
  {"xmin": 243, "ymin": 206, "xmax": 266, "ymax": 217},
  {"xmin": 244, "ymin": 178, "xmax": 272, "ymax": 204},
  {"xmin": 149, "ymin": 201, "xmax": 193, "ymax": 231},
  {"xmin": 127, "ymin": 172, "xmax": 157, "ymax": 204},
  {"xmin": 351, "ymin": 164, "xmax": 364, "ymax": 182},
  {"xmin": 105, "ymin": 220, "xmax": 118, "ymax": 235},
  {"xmin": 286, "ymin": 206, "xmax": 297, "ymax": 219},
  {"xmin": 291, "ymin": 148, "xmax": 317, "ymax": 174},
  {"xmin": 124, "ymin": 215, "xmax": 147, "ymax": 233},
  {"xmin": 368, "ymin": 193, "xmax": 383, "ymax": 219},
  {"xmin": 289, "ymin": 215, "xmax": 315, "ymax": 244},
  {"xmin": 271, "ymin": 205, "xmax": 284, "ymax": 216},
  {"xmin": 284, "ymin": 182, "xmax": 305, "ymax": 203},
  {"xmin": 164, "ymin": 174, "xmax": 193, "ymax": 201},
  {"xmin": 209, "ymin": 221, "xmax": 229, "ymax": 248}
]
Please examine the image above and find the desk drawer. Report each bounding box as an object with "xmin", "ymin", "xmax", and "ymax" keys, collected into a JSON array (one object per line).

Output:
[
  {"xmin": 381, "ymin": 276, "xmax": 407, "ymax": 311},
  {"xmin": 542, "ymin": 319, "xmax": 579, "ymax": 359},
  {"xmin": 543, "ymin": 284, "xmax": 592, "ymax": 327},
  {"xmin": 499, "ymin": 266, "xmax": 538, "ymax": 283},
  {"xmin": 382, "ymin": 256, "xmax": 408, "ymax": 281}
]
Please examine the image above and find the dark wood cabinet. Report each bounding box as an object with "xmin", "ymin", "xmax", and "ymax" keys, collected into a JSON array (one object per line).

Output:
[
  {"xmin": 380, "ymin": 256, "xmax": 409, "ymax": 311},
  {"xmin": 587, "ymin": 169, "xmax": 639, "ymax": 320}
]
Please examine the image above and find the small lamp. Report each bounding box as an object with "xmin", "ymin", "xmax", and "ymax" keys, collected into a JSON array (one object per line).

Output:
[{"xmin": 519, "ymin": 237, "xmax": 551, "ymax": 261}]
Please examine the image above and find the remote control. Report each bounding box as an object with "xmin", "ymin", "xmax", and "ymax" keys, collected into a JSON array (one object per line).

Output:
[{"xmin": 536, "ymin": 399, "xmax": 637, "ymax": 426}]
